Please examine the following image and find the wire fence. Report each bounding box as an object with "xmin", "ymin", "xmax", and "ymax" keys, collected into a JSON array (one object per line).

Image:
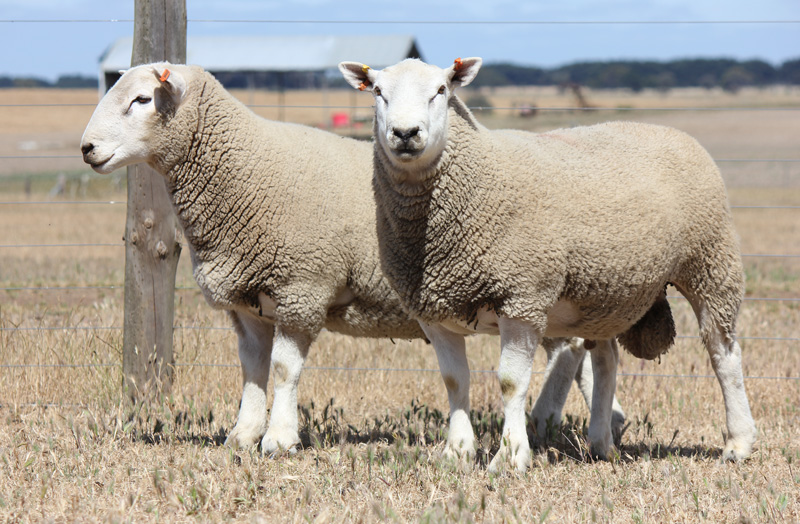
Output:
[{"xmin": 1, "ymin": 18, "xmax": 799, "ymax": 391}]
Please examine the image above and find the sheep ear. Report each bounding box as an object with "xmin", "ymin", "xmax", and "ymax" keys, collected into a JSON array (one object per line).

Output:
[
  {"xmin": 447, "ymin": 57, "xmax": 482, "ymax": 89},
  {"xmin": 153, "ymin": 66, "xmax": 187, "ymax": 103},
  {"xmin": 338, "ymin": 62, "xmax": 377, "ymax": 92}
]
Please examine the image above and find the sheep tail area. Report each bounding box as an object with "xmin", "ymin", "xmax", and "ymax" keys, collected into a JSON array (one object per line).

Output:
[{"xmin": 616, "ymin": 290, "xmax": 675, "ymax": 361}]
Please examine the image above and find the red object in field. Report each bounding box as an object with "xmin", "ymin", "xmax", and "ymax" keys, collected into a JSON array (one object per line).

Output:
[{"xmin": 332, "ymin": 112, "xmax": 350, "ymax": 128}]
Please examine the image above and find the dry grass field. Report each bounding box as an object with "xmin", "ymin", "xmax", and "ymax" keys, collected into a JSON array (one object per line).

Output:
[{"xmin": 1, "ymin": 85, "xmax": 799, "ymax": 522}]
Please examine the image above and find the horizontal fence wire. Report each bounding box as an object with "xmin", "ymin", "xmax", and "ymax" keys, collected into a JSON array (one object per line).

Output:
[
  {"xmin": 1, "ymin": 361, "xmax": 797, "ymax": 382},
  {"xmin": 1, "ymin": 325, "xmax": 798, "ymax": 345},
  {"xmin": 3, "ymin": 19, "xmax": 800, "ymax": 24}
]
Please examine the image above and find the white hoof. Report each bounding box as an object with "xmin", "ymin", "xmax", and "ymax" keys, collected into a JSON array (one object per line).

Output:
[
  {"xmin": 721, "ymin": 436, "xmax": 754, "ymax": 462},
  {"xmin": 488, "ymin": 441, "xmax": 531, "ymax": 474},
  {"xmin": 224, "ymin": 423, "xmax": 265, "ymax": 449},
  {"xmin": 443, "ymin": 437, "xmax": 476, "ymax": 463},
  {"xmin": 261, "ymin": 428, "xmax": 300, "ymax": 457}
]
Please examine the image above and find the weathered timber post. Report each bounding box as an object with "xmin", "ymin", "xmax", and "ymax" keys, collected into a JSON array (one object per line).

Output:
[{"xmin": 122, "ymin": 0, "xmax": 186, "ymax": 400}]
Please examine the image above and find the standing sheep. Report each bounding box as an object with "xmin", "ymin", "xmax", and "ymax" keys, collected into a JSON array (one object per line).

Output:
[
  {"xmin": 340, "ymin": 57, "xmax": 757, "ymax": 471},
  {"xmin": 80, "ymin": 63, "xmax": 623, "ymax": 457}
]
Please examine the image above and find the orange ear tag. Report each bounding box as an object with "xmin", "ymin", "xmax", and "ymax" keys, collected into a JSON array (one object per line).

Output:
[
  {"xmin": 160, "ymin": 69, "xmax": 171, "ymax": 82},
  {"xmin": 454, "ymin": 58, "xmax": 463, "ymax": 71},
  {"xmin": 358, "ymin": 82, "xmax": 369, "ymax": 91}
]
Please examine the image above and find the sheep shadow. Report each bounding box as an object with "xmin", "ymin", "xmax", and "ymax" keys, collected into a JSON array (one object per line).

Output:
[{"xmin": 126, "ymin": 398, "xmax": 725, "ymax": 467}]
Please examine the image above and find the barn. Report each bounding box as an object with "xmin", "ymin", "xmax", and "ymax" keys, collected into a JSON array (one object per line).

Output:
[{"xmin": 97, "ymin": 34, "xmax": 423, "ymax": 93}]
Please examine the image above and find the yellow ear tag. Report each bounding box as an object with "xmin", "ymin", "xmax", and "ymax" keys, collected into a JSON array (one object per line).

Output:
[{"xmin": 362, "ymin": 64, "xmax": 370, "ymax": 73}]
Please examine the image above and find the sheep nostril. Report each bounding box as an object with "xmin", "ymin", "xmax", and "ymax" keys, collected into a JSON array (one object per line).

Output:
[
  {"xmin": 80, "ymin": 143, "xmax": 94, "ymax": 156},
  {"xmin": 393, "ymin": 127, "xmax": 420, "ymax": 142}
]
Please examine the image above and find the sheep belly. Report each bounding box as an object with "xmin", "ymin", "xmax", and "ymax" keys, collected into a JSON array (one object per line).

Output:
[{"xmin": 438, "ymin": 299, "xmax": 585, "ymax": 337}]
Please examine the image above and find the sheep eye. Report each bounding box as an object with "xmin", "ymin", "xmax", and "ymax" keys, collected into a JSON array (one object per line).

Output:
[
  {"xmin": 373, "ymin": 86, "xmax": 382, "ymax": 97},
  {"xmin": 134, "ymin": 95, "xmax": 152, "ymax": 104},
  {"xmin": 437, "ymin": 85, "xmax": 446, "ymax": 95}
]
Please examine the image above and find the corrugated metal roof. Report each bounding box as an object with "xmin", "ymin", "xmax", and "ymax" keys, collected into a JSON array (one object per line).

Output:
[{"xmin": 100, "ymin": 34, "xmax": 422, "ymax": 72}]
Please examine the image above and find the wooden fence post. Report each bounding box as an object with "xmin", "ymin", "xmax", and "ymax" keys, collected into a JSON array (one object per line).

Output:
[{"xmin": 122, "ymin": 0, "xmax": 186, "ymax": 400}]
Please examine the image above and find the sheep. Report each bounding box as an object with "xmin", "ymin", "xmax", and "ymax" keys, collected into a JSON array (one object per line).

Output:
[
  {"xmin": 80, "ymin": 62, "xmax": 625, "ymax": 457},
  {"xmin": 339, "ymin": 57, "xmax": 757, "ymax": 472}
]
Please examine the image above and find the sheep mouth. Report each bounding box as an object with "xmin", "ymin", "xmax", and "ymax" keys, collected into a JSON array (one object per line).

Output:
[
  {"xmin": 390, "ymin": 146, "xmax": 423, "ymax": 160},
  {"xmin": 87, "ymin": 155, "xmax": 114, "ymax": 172}
]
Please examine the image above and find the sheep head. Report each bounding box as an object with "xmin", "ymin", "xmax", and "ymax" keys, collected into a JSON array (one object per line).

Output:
[
  {"xmin": 339, "ymin": 57, "xmax": 481, "ymax": 177},
  {"xmin": 81, "ymin": 62, "xmax": 188, "ymax": 174}
]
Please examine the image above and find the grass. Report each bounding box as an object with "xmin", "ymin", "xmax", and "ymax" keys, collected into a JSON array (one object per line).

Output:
[{"xmin": 0, "ymin": 86, "xmax": 799, "ymax": 522}]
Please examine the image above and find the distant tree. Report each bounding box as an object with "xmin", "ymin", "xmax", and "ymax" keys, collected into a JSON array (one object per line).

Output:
[
  {"xmin": 12, "ymin": 77, "xmax": 50, "ymax": 88},
  {"xmin": 651, "ymin": 71, "xmax": 676, "ymax": 93},
  {"xmin": 721, "ymin": 66, "xmax": 755, "ymax": 93},
  {"xmin": 779, "ymin": 59, "xmax": 800, "ymax": 84},
  {"xmin": 55, "ymin": 75, "xmax": 98, "ymax": 88}
]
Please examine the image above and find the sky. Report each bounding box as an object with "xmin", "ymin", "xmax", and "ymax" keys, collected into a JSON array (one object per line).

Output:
[{"xmin": 1, "ymin": 0, "xmax": 798, "ymax": 82}]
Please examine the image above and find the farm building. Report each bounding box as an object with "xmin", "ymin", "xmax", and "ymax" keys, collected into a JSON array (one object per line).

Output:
[{"xmin": 97, "ymin": 34, "xmax": 423, "ymax": 93}]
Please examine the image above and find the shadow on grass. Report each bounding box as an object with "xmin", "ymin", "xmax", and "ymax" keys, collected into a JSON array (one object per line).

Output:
[{"xmin": 125, "ymin": 397, "xmax": 725, "ymax": 466}]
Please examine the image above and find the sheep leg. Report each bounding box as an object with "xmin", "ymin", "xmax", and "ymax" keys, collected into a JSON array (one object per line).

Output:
[
  {"xmin": 705, "ymin": 330, "xmax": 756, "ymax": 461},
  {"xmin": 489, "ymin": 317, "xmax": 538, "ymax": 473},
  {"xmin": 586, "ymin": 339, "xmax": 618, "ymax": 459},
  {"xmin": 680, "ymin": 290, "xmax": 756, "ymax": 461},
  {"xmin": 419, "ymin": 322, "xmax": 476, "ymax": 461},
  {"xmin": 573, "ymin": 345, "xmax": 627, "ymax": 438},
  {"xmin": 532, "ymin": 338, "xmax": 627, "ymax": 442},
  {"xmin": 261, "ymin": 325, "xmax": 312, "ymax": 456},
  {"xmin": 225, "ymin": 311, "xmax": 274, "ymax": 448},
  {"xmin": 531, "ymin": 338, "xmax": 582, "ymax": 439}
]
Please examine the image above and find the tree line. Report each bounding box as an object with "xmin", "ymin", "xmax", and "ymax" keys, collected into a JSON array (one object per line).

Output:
[
  {"xmin": 3, "ymin": 57, "xmax": 799, "ymax": 91},
  {"xmin": 474, "ymin": 58, "xmax": 800, "ymax": 92}
]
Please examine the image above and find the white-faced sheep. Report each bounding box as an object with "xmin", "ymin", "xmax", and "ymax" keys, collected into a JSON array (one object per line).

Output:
[
  {"xmin": 80, "ymin": 62, "xmax": 624, "ymax": 457},
  {"xmin": 340, "ymin": 57, "xmax": 756, "ymax": 471}
]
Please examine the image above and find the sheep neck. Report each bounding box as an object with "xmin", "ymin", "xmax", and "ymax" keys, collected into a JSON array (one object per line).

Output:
[
  {"xmin": 160, "ymin": 75, "xmax": 286, "ymax": 302},
  {"xmin": 374, "ymin": 96, "xmax": 512, "ymax": 323}
]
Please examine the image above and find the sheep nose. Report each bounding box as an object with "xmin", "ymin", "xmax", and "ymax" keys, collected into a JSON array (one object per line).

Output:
[
  {"xmin": 393, "ymin": 127, "xmax": 419, "ymax": 143},
  {"xmin": 81, "ymin": 143, "xmax": 94, "ymax": 156}
]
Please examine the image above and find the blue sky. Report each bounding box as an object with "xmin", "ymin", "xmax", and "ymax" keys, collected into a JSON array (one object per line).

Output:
[{"xmin": 1, "ymin": 0, "xmax": 798, "ymax": 81}]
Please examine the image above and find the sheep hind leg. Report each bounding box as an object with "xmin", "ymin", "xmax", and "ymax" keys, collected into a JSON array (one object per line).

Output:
[
  {"xmin": 489, "ymin": 317, "xmax": 539, "ymax": 473},
  {"xmin": 261, "ymin": 325, "xmax": 313, "ymax": 457},
  {"xmin": 586, "ymin": 339, "xmax": 619, "ymax": 460},
  {"xmin": 532, "ymin": 338, "xmax": 627, "ymax": 442},
  {"xmin": 419, "ymin": 322, "xmax": 476, "ymax": 463},
  {"xmin": 687, "ymin": 295, "xmax": 756, "ymax": 461},
  {"xmin": 225, "ymin": 311, "xmax": 274, "ymax": 448},
  {"xmin": 573, "ymin": 344, "xmax": 627, "ymax": 440},
  {"xmin": 531, "ymin": 338, "xmax": 583, "ymax": 440}
]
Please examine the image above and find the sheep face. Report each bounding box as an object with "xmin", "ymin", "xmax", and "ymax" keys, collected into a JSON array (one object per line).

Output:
[
  {"xmin": 81, "ymin": 63, "xmax": 187, "ymax": 174},
  {"xmin": 339, "ymin": 58, "xmax": 482, "ymax": 178}
]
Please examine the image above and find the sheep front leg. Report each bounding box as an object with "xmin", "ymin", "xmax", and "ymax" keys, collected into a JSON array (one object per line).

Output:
[
  {"xmin": 420, "ymin": 322, "xmax": 476, "ymax": 462},
  {"xmin": 489, "ymin": 317, "xmax": 538, "ymax": 473},
  {"xmin": 261, "ymin": 325, "xmax": 312, "ymax": 456},
  {"xmin": 587, "ymin": 339, "xmax": 619, "ymax": 459},
  {"xmin": 225, "ymin": 311, "xmax": 274, "ymax": 448}
]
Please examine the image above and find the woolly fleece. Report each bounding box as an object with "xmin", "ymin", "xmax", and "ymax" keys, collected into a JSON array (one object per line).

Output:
[{"xmin": 372, "ymin": 96, "xmax": 744, "ymax": 348}]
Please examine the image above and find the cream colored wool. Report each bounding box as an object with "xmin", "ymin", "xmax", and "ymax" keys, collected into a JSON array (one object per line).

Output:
[
  {"xmin": 373, "ymin": 96, "xmax": 743, "ymax": 349},
  {"xmin": 81, "ymin": 63, "xmax": 622, "ymax": 455}
]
